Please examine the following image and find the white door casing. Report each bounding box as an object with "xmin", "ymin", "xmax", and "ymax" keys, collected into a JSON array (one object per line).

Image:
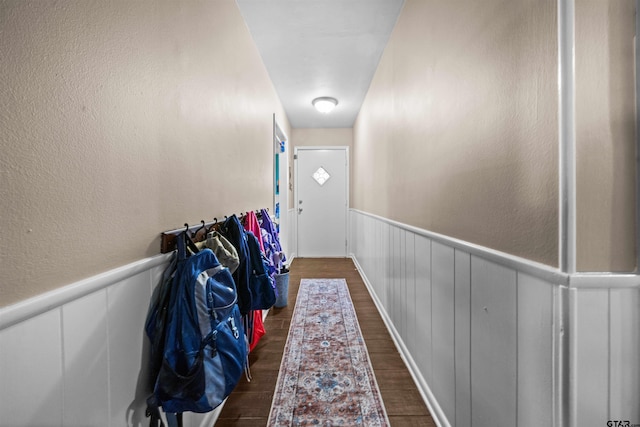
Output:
[{"xmin": 295, "ymin": 147, "xmax": 348, "ymax": 257}]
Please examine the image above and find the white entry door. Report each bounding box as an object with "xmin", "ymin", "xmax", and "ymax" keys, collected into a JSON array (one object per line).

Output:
[{"xmin": 296, "ymin": 147, "xmax": 348, "ymax": 257}]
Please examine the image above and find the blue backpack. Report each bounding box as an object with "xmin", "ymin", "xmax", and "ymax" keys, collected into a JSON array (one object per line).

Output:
[
  {"xmin": 246, "ymin": 230, "xmax": 276, "ymax": 310},
  {"xmin": 220, "ymin": 215, "xmax": 276, "ymax": 313},
  {"xmin": 151, "ymin": 232, "xmax": 247, "ymax": 414}
]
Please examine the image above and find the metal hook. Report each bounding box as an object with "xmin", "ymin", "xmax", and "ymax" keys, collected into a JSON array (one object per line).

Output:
[
  {"xmin": 207, "ymin": 217, "xmax": 218, "ymax": 234},
  {"xmin": 194, "ymin": 220, "xmax": 206, "ymax": 238}
]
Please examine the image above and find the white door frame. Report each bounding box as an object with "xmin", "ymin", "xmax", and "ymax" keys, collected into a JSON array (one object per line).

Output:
[
  {"xmin": 294, "ymin": 146, "xmax": 350, "ymax": 257},
  {"xmin": 636, "ymin": 0, "xmax": 640, "ymax": 271},
  {"xmin": 273, "ymin": 116, "xmax": 290, "ymax": 258}
]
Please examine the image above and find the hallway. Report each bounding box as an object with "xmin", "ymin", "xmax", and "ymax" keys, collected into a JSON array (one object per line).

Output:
[
  {"xmin": 216, "ymin": 258, "xmax": 434, "ymax": 426},
  {"xmin": 1, "ymin": 1, "xmax": 639, "ymax": 426}
]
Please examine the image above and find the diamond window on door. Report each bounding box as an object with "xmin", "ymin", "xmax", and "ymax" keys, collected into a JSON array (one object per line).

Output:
[{"xmin": 312, "ymin": 167, "xmax": 331, "ymax": 186}]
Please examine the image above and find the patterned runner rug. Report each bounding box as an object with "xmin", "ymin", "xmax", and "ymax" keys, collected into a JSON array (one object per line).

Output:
[{"xmin": 267, "ymin": 278, "xmax": 390, "ymax": 426}]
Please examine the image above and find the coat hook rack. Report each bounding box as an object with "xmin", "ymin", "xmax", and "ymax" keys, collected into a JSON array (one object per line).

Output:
[
  {"xmin": 161, "ymin": 220, "xmax": 215, "ymax": 253},
  {"xmin": 160, "ymin": 208, "xmax": 269, "ymax": 254}
]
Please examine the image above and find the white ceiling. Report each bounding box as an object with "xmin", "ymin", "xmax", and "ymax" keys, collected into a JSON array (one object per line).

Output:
[{"xmin": 236, "ymin": 0, "xmax": 405, "ymax": 129}]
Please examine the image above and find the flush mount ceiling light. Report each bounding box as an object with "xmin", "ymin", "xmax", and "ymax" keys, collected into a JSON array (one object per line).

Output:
[{"xmin": 312, "ymin": 97, "xmax": 338, "ymax": 113}]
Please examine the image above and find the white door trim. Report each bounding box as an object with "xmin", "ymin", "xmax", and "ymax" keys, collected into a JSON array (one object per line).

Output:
[
  {"xmin": 635, "ymin": 0, "xmax": 640, "ymax": 272},
  {"xmin": 273, "ymin": 116, "xmax": 290, "ymax": 257},
  {"xmin": 294, "ymin": 146, "xmax": 350, "ymax": 257}
]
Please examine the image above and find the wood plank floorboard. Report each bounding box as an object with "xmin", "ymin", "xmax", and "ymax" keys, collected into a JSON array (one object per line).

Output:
[{"xmin": 215, "ymin": 258, "xmax": 435, "ymax": 426}]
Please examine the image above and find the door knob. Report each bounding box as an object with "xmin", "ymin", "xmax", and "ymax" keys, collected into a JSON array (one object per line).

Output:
[{"xmin": 298, "ymin": 207, "xmax": 303, "ymax": 214}]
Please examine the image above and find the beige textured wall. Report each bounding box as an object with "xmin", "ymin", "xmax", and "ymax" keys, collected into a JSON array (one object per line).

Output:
[
  {"xmin": 0, "ymin": 0, "xmax": 290, "ymax": 307},
  {"xmin": 354, "ymin": 0, "xmax": 559, "ymax": 267},
  {"xmin": 575, "ymin": 0, "xmax": 637, "ymax": 271},
  {"xmin": 291, "ymin": 128, "xmax": 354, "ymax": 207}
]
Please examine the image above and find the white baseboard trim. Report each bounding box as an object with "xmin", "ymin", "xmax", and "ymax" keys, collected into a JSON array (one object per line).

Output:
[{"xmin": 350, "ymin": 254, "xmax": 450, "ymax": 427}]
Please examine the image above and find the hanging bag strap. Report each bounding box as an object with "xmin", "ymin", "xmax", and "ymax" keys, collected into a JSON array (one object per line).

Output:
[
  {"xmin": 177, "ymin": 230, "xmax": 187, "ymax": 261},
  {"xmin": 154, "ymin": 233, "xmax": 190, "ymax": 427},
  {"xmin": 176, "ymin": 230, "xmax": 199, "ymax": 262}
]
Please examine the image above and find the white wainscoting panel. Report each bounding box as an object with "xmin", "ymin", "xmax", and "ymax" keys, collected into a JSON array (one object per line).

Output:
[
  {"xmin": 381, "ymin": 221, "xmax": 390, "ymax": 316},
  {"xmin": 349, "ymin": 209, "xmax": 572, "ymax": 427},
  {"xmin": 571, "ymin": 288, "xmax": 610, "ymax": 427},
  {"xmin": 432, "ymin": 241, "xmax": 456, "ymax": 425},
  {"xmin": 414, "ymin": 234, "xmax": 433, "ymax": 386},
  {"xmin": 471, "ymin": 256, "xmax": 518, "ymax": 427},
  {"xmin": 608, "ymin": 287, "xmax": 640, "ymax": 421},
  {"xmin": 62, "ymin": 290, "xmax": 110, "ymax": 426},
  {"xmin": 517, "ymin": 273, "xmax": 554, "ymax": 427},
  {"xmin": 0, "ymin": 253, "xmax": 229, "ymax": 427},
  {"xmin": 372, "ymin": 218, "xmax": 386, "ymax": 309},
  {"xmin": 352, "ymin": 209, "xmax": 640, "ymax": 427},
  {"xmin": 405, "ymin": 232, "xmax": 417, "ymax": 356},
  {"xmin": 454, "ymin": 250, "xmax": 471, "ymax": 427},
  {"xmin": 386, "ymin": 224, "xmax": 395, "ymax": 325},
  {"xmin": 367, "ymin": 215, "xmax": 380, "ymax": 307},
  {"xmin": 0, "ymin": 309, "xmax": 64, "ymax": 426},
  {"xmin": 568, "ymin": 283, "xmax": 640, "ymax": 427},
  {"xmin": 107, "ymin": 270, "xmax": 155, "ymax": 425},
  {"xmin": 0, "ymin": 254, "xmax": 171, "ymax": 427},
  {"xmin": 390, "ymin": 225, "xmax": 401, "ymax": 336},
  {"xmin": 398, "ymin": 228, "xmax": 408, "ymax": 340},
  {"xmin": 380, "ymin": 220, "xmax": 386, "ymax": 307},
  {"xmin": 609, "ymin": 288, "xmax": 640, "ymax": 424}
]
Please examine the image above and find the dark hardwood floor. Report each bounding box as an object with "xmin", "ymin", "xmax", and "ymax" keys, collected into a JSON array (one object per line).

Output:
[{"xmin": 215, "ymin": 258, "xmax": 435, "ymax": 426}]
